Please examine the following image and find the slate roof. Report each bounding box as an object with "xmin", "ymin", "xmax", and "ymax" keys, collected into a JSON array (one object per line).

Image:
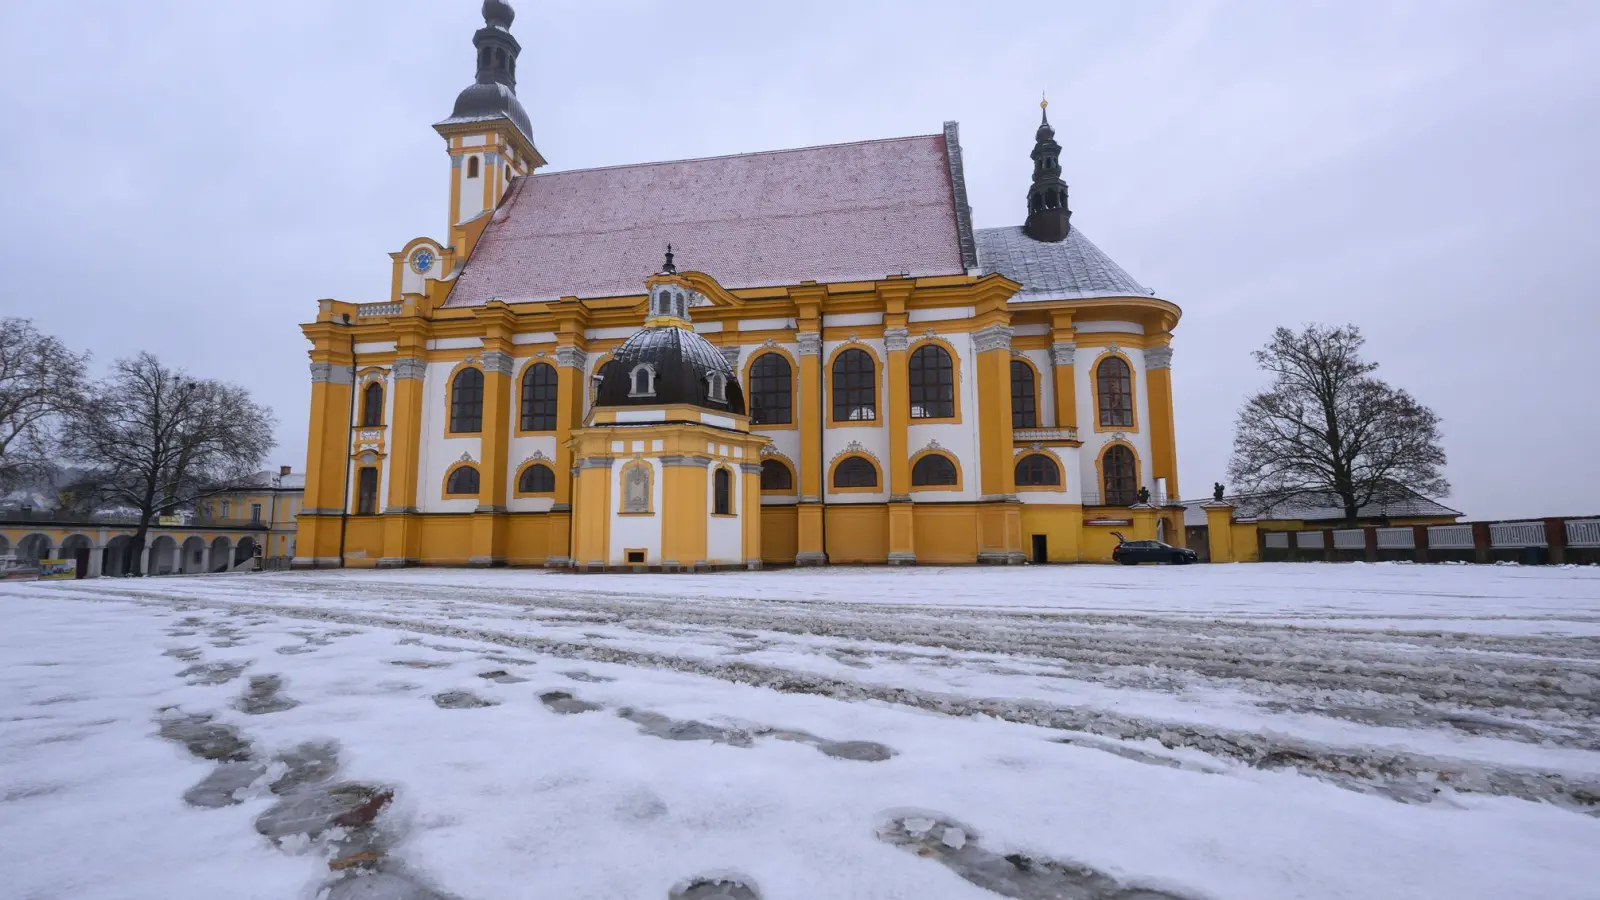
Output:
[
  {"xmin": 975, "ymin": 226, "xmax": 1156, "ymax": 301},
  {"xmin": 447, "ymin": 134, "xmax": 968, "ymax": 306}
]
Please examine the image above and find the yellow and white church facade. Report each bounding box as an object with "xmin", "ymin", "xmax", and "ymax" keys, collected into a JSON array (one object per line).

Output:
[{"xmin": 293, "ymin": 0, "xmax": 1186, "ymax": 571}]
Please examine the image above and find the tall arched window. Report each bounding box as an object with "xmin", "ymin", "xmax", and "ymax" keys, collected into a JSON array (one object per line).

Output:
[
  {"xmin": 520, "ymin": 363, "xmax": 557, "ymax": 432},
  {"xmin": 1103, "ymin": 445, "xmax": 1137, "ymax": 506},
  {"xmin": 1097, "ymin": 357, "xmax": 1134, "ymax": 428},
  {"xmin": 714, "ymin": 467, "xmax": 733, "ymax": 516},
  {"xmin": 1016, "ymin": 454, "xmax": 1062, "ymax": 487},
  {"xmin": 833, "ymin": 456, "xmax": 878, "ymax": 489},
  {"xmin": 450, "ymin": 368, "xmax": 484, "ymax": 433},
  {"xmin": 831, "ymin": 349, "xmax": 876, "ymax": 422},
  {"xmin": 356, "ymin": 467, "xmax": 379, "ymax": 515},
  {"xmin": 911, "ymin": 454, "xmax": 958, "ymax": 487},
  {"xmin": 446, "ymin": 466, "xmax": 480, "ymax": 496},
  {"xmin": 1011, "ymin": 361, "xmax": 1037, "ymax": 428},
  {"xmin": 466, "ymin": 156, "xmax": 481, "ymax": 179},
  {"xmin": 518, "ymin": 463, "xmax": 555, "ymax": 494},
  {"xmin": 908, "ymin": 345, "xmax": 955, "ymax": 419},
  {"xmin": 759, "ymin": 459, "xmax": 793, "ymax": 492},
  {"xmin": 361, "ymin": 382, "xmax": 384, "ymax": 427},
  {"xmin": 749, "ymin": 354, "xmax": 792, "ymax": 425}
]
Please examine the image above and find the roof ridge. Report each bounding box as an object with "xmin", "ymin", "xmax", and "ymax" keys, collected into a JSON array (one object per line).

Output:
[{"xmin": 532, "ymin": 132, "xmax": 945, "ymax": 179}]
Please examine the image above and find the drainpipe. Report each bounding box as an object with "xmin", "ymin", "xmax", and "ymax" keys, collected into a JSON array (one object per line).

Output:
[{"xmin": 337, "ymin": 318, "xmax": 357, "ymax": 568}]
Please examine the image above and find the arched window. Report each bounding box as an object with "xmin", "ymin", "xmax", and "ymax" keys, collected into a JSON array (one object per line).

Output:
[
  {"xmin": 1097, "ymin": 357, "xmax": 1134, "ymax": 428},
  {"xmin": 361, "ymin": 382, "xmax": 384, "ymax": 427},
  {"xmin": 450, "ymin": 368, "xmax": 484, "ymax": 433},
  {"xmin": 446, "ymin": 466, "xmax": 480, "ymax": 496},
  {"xmin": 759, "ymin": 459, "xmax": 793, "ymax": 492},
  {"xmin": 629, "ymin": 364, "xmax": 655, "ymax": 397},
  {"xmin": 479, "ymin": 47, "xmax": 491, "ymax": 69},
  {"xmin": 520, "ymin": 363, "xmax": 557, "ymax": 432},
  {"xmin": 831, "ymin": 349, "xmax": 876, "ymax": 422},
  {"xmin": 909, "ymin": 344, "xmax": 955, "ymax": 419},
  {"xmin": 466, "ymin": 156, "xmax": 481, "ymax": 179},
  {"xmin": 749, "ymin": 354, "xmax": 792, "ymax": 425},
  {"xmin": 1015, "ymin": 454, "xmax": 1062, "ymax": 487},
  {"xmin": 356, "ymin": 467, "xmax": 379, "ymax": 515},
  {"xmin": 911, "ymin": 454, "xmax": 958, "ymax": 487},
  {"xmin": 1011, "ymin": 361, "xmax": 1037, "ymax": 429},
  {"xmin": 518, "ymin": 463, "xmax": 555, "ymax": 494},
  {"xmin": 1103, "ymin": 445, "xmax": 1137, "ymax": 506},
  {"xmin": 714, "ymin": 467, "xmax": 733, "ymax": 516},
  {"xmin": 833, "ymin": 456, "xmax": 878, "ymax": 489}
]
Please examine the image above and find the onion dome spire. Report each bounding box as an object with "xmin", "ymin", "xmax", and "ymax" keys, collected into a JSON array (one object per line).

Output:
[{"xmin": 1023, "ymin": 95, "xmax": 1073, "ymax": 243}]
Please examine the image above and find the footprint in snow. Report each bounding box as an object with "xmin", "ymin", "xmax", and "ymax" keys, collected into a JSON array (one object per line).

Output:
[
  {"xmin": 433, "ymin": 691, "xmax": 498, "ymax": 710},
  {"xmin": 561, "ymin": 671, "xmax": 614, "ymax": 683},
  {"xmin": 669, "ymin": 875, "xmax": 761, "ymax": 900},
  {"xmin": 236, "ymin": 675, "xmax": 300, "ymax": 715},
  {"xmin": 878, "ymin": 812, "xmax": 1192, "ymax": 900},
  {"xmin": 540, "ymin": 691, "xmax": 603, "ymax": 715},
  {"xmin": 478, "ymin": 669, "xmax": 529, "ymax": 684}
]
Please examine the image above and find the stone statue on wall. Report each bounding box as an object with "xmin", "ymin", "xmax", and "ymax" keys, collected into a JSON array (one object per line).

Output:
[
  {"xmin": 1213, "ymin": 482, "xmax": 1226, "ymax": 503},
  {"xmin": 1137, "ymin": 486, "xmax": 1151, "ymax": 505},
  {"xmin": 623, "ymin": 465, "xmax": 650, "ymax": 513}
]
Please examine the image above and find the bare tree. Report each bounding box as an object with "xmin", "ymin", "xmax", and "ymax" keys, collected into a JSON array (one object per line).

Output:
[
  {"xmin": 0, "ymin": 318, "xmax": 89, "ymax": 492},
  {"xmin": 64, "ymin": 353, "xmax": 275, "ymax": 575},
  {"xmin": 1227, "ymin": 324, "xmax": 1448, "ymax": 523}
]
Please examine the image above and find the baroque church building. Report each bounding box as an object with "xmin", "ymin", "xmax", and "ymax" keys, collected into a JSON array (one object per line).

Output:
[{"xmin": 294, "ymin": 1, "xmax": 1186, "ymax": 570}]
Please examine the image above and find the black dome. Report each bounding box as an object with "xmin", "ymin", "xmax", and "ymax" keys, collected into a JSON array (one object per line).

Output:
[
  {"xmin": 448, "ymin": 82, "xmax": 535, "ymax": 148},
  {"xmin": 595, "ymin": 327, "xmax": 745, "ymax": 416},
  {"xmin": 483, "ymin": 0, "xmax": 515, "ymax": 28}
]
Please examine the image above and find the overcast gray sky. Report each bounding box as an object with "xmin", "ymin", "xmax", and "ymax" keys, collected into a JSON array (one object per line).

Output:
[{"xmin": 2, "ymin": 1, "xmax": 1596, "ymax": 519}]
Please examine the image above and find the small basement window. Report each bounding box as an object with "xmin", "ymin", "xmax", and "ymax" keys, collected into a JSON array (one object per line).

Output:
[{"xmin": 626, "ymin": 550, "xmax": 646, "ymax": 565}]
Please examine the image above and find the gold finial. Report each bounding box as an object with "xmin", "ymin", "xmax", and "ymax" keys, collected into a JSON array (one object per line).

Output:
[{"xmin": 1041, "ymin": 91, "xmax": 1048, "ymax": 111}]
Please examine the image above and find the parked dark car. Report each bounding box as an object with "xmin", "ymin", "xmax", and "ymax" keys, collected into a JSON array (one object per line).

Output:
[{"xmin": 1112, "ymin": 539, "xmax": 1198, "ymax": 565}]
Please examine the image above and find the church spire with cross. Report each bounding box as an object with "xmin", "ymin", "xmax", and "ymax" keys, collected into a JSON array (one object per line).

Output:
[{"xmin": 1023, "ymin": 96, "xmax": 1072, "ymax": 243}]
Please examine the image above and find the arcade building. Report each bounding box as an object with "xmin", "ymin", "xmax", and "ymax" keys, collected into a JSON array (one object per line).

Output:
[{"xmin": 294, "ymin": 0, "xmax": 1187, "ymax": 571}]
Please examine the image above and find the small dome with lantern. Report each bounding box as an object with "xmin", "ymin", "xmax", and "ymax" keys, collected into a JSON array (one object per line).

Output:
[{"xmin": 592, "ymin": 249, "xmax": 745, "ymax": 415}]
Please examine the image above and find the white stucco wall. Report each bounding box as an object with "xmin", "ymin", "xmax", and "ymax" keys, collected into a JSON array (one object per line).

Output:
[
  {"xmin": 418, "ymin": 360, "xmax": 483, "ymax": 514},
  {"xmin": 1075, "ymin": 343, "xmax": 1155, "ymax": 501},
  {"xmin": 706, "ymin": 463, "xmax": 744, "ymax": 564},
  {"xmin": 821, "ymin": 337, "xmax": 888, "ymax": 503},
  {"xmin": 607, "ymin": 459, "xmax": 662, "ymax": 565}
]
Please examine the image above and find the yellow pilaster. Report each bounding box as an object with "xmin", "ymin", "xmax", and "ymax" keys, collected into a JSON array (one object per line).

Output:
[
  {"xmin": 974, "ymin": 320, "xmax": 1024, "ymax": 564},
  {"xmin": 548, "ymin": 328, "xmax": 588, "ymax": 567},
  {"xmin": 1147, "ymin": 344, "xmax": 1179, "ymax": 500},
  {"xmin": 1131, "ymin": 504, "xmax": 1159, "ymax": 541},
  {"xmin": 380, "ymin": 326, "xmax": 428, "ymax": 567},
  {"xmin": 740, "ymin": 463, "xmax": 763, "ymax": 569},
  {"xmin": 1204, "ymin": 503, "xmax": 1235, "ymax": 563},
  {"xmin": 882, "ymin": 286, "xmax": 915, "ymax": 564},
  {"xmin": 569, "ymin": 455, "xmax": 613, "ymax": 570},
  {"xmin": 295, "ymin": 325, "xmax": 354, "ymax": 569},
  {"xmin": 660, "ymin": 457, "xmax": 706, "ymax": 570},
  {"xmin": 794, "ymin": 293, "xmax": 826, "ymax": 565},
  {"xmin": 1050, "ymin": 314, "xmax": 1078, "ymax": 430},
  {"xmin": 470, "ymin": 308, "xmax": 515, "ymax": 566}
]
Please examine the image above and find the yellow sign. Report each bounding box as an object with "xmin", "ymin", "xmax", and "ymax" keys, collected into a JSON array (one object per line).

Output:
[
  {"xmin": 38, "ymin": 559, "xmax": 77, "ymax": 581},
  {"xmin": 158, "ymin": 515, "xmax": 181, "ymax": 526}
]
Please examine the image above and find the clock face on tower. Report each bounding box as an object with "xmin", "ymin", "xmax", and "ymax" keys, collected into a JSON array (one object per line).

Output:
[{"xmin": 411, "ymin": 248, "xmax": 436, "ymax": 274}]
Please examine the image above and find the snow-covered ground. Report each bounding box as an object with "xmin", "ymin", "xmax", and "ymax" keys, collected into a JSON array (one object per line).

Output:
[{"xmin": 2, "ymin": 564, "xmax": 1598, "ymax": 900}]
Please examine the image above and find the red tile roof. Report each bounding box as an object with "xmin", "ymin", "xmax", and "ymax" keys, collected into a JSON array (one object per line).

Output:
[{"xmin": 446, "ymin": 133, "xmax": 967, "ymax": 306}]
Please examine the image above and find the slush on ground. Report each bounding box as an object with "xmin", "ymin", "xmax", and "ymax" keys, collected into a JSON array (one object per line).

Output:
[{"xmin": 2, "ymin": 564, "xmax": 1598, "ymax": 899}]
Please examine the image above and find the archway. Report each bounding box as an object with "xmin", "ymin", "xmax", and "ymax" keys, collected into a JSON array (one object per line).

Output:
[
  {"xmin": 59, "ymin": 534, "xmax": 94, "ymax": 579},
  {"xmin": 149, "ymin": 536, "xmax": 179, "ymax": 576},
  {"xmin": 17, "ymin": 533, "xmax": 52, "ymax": 565},
  {"xmin": 103, "ymin": 535, "xmax": 136, "ymax": 577},
  {"xmin": 209, "ymin": 536, "xmax": 233, "ymax": 573},
  {"xmin": 234, "ymin": 537, "xmax": 258, "ymax": 570},
  {"xmin": 0, "ymin": 534, "xmax": 11, "ymax": 559},
  {"xmin": 180, "ymin": 536, "xmax": 208, "ymax": 574}
]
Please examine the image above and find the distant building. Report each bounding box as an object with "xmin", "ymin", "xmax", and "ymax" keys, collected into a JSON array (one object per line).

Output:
[
  {"xmin": 0, "ymin": 466, "xmax": 304, "ymax": 578},
  {"xmin": 295, "ymin": 2, "xmax": 1186, "ymax": 569}
]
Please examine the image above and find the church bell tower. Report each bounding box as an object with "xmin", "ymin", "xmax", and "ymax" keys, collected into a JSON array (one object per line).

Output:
[
  {"xmin": 1023, "ymin": 99, "xmax": 1072, "ymax": 243},
  {"xmin": 434, "ymin": 0, "xmax": 548, "ymax": 233}
]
